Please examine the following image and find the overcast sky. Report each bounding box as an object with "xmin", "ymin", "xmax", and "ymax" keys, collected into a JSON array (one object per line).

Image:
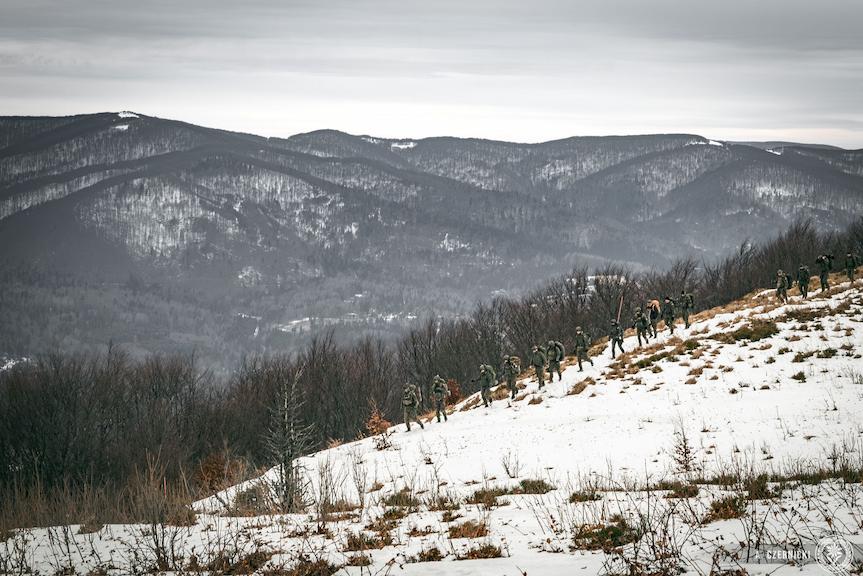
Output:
[{"xmin": 1, "ymin": 0, "xmax": 861, "ymax": 147}]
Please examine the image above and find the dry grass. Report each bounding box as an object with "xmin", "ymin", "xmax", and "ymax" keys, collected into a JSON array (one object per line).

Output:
[
  {"xmin": 527, "ymin": 396, "xmax": 543, "ymax": 405},
  {"xmin": 568, "ymin": 377, "xmax": 594, "ymax": 395},
  {"xmin": 448, "ymin": 519, "xmax": 488, "ymax": 539},
  {"xmin": 455, "ymin": 544, "xmax": 503, "ymax": 560}
]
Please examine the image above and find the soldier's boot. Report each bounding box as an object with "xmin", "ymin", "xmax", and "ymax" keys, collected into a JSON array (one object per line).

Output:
[
  {"xmin": 443, "ymin": 412, "xmax": 448, "ymax": 422},
  {"xmin": 577, "ymin": 357, "xmax": 583, "ymax": 371},
  {"xmin": 418, "ymin": 420, "xmax": 424, "ymax": 430},
  {"xmin": 557, "ymin": 369, "xmax": 562, "ymax": 381}
]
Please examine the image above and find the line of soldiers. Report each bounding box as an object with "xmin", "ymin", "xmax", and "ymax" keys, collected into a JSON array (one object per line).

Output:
[
  {"xmin": 628, "ymin": 290, "xmax": 694, "ymax": 350},
  {"xmin": 776, "ymin": 252, "xmax": 858, "ymax": 303},
  {"xmin": 399, "ymin": 328, "xmax": 596, "ymax": 431}
]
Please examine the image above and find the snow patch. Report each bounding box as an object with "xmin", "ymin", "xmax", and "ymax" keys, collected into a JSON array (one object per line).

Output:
[
  {"xmin": 767, "ymin": 148, "xmax": 782, "ymax": 156},
  {"xmin": 708, "ymin": 139, "xmax": 724, "ymax": 147},
  {"xmin": 390, "ymin": 141, "xmax": 417, "ymax": 150},
  {"xmin": 117, "ymin": 111, "xmax": 139, "ymax": 119},
  {"xmin": 113, "ymin": 124, "xmax": 129, "ymax": 131}
]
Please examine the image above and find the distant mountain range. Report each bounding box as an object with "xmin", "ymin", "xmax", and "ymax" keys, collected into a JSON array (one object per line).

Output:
[{"xmin": 1, "ymin": 112, "xmax": 861, "ymax": 370}]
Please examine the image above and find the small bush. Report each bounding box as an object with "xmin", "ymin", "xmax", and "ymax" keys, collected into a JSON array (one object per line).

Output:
[
  {"xmin": 713, "ymin": 320, "xmax": 778, "ymax": 343},
  {"xmin": 207, "ymin": 550, "xmax": 274, "ymax": 574},
  {"xmin": 382, "ymin": 488, "xmax": 418, "ymax": 508},
  {"xmin": 466, "ymin": 487, "xmax": 509, "ymax": 507},
  {"xmin": 703, "ymin": 495, "xmax": 747, "ymax": 522},
  {"xmin": 409, "ymin": 546, "xmax": 445, "ymax": 563},
  {"xmin": 656, "ymin": 481, "xmax": 699, "ymax": 499},
  {"xmin": 573, "ymin": 515, "xmax": 640, "ymax": 551},
  {"xmin": 744, "ymin": 474, "xmax": 780, "ymax": 500},
  {"xmin": 441, "ymin": 510, "xmax": 462, "ymax": 523},
  {"xmin": 793, "ymin": 351, "xmax": 815, "ymax": 363},
  {"xmin": 344, "ymin": 531, "xmax": 392, "ymax": 551},
  {"xmin": 229, "ymin": 485, "xmax": 273, "ymax": 516},
  {"xmin": 791, "ymin": 371, "xmax": 806, "ymax": 382},
  {"xmin": 448, "ymin": 519, "xmax": 488, "ymax": 539},
  {"xmin": 261, "ymin": 557, "xmax": 340, "ymax": 576},
  {"xmin": 527, "ymin": 396, "xmax": 543, "ymax": 405},
  {"xmin": 345, "ymin": 554, "xmax": 371, "ymax": 567},
  {"xmin": 456, "ymin": 543, "xmax": 503, "ymax": 560},
  {"xmin": 817, "ymin": 348, "xmax": 837, "ymax": 359},
  {"xmin": 426, "ymin": 494, "xmax": 461, "ymax": 511},
  {"xmin": 569, "ymin": 490, "xmax": 602, "ymax": 503},
  {"xmin": 516, "ymin": 478, "xmax": 555, "ymax": 494}
]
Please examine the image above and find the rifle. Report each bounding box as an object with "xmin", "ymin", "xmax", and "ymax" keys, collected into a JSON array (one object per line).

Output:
[{"xmin": 616, "ymin": 292, "xmax": 624, "ymax": 323}]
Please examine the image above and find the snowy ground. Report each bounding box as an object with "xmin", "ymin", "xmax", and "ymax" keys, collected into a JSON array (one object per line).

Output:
[{"xmin": 6, "ymin": 276, "xmax": 863, "ymax": 575}]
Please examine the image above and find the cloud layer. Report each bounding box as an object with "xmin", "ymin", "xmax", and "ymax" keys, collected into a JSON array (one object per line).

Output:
[{"xmin": 1, "ymin": 0, "xmax": 861, "ymax": 147}]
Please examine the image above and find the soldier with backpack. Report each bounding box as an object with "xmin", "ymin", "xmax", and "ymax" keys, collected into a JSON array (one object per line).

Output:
[
  {"xmin": 678, "ymin": 290, "xmax": 694, "ymax": 329},
  {"xmin": 846, "ymin": 252, "xmax": 859, "ymax": 282},
  {"xmin": 546, "ymin": 340, "xmax": 565, "ymax": 382},
  {"xmin": 634, "ymin": 308, "xmax": 650, "ymax": 347},
  {"xmin": 609, "ymin": 319, "xmax": 624, "ymax": 358},
  {"xmin": 574, "ymin": 326, "xmax": 593, "ymax": 371},
  {"xmin": 431, "ymin": 375, "xmax": 449, "ymax": 423},
  {"xmin": 402, "ymin": 383, "xmax": 424, "ymax": 432},
  {"xmin": 472, "ymin": 364, "xmax": 496, "ymax": 407},
  {"xmin": 661, "ymin": 296, "xmax": 676, "ymax": 334},
  {"xmin": 816, "ymin": 254, "xmax": 834, "ymax": 291},
  {"xmin": 647, "ymin": 299, "xmax": 661, "ymax": 337},
  {"xmin": 502, "ymin": 355, "xmax": 521, "ymax": 400},
  {"xmin": 775, "ymin": 269, "xmax": 788, "ymax": 303},
  {"xmin": 530, "ymin": 345, "xmax": 547, "ymax": 389},
  {"xmin": 797, "ymin": 264, "xmax": 810, "ymax": 298}
]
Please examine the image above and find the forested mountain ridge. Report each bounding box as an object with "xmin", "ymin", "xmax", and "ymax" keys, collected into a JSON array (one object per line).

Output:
[{"xmin": 1, "ymin": 112, "xmax": 861, "ymax": 370}]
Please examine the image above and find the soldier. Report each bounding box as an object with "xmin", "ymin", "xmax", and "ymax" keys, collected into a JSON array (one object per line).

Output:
[
  {"xmin": 402, "ymin": 383, "xmax": 424, "ymax": 432},
  {"xmin": 775, "ymin": 269, "xmax": 788, "ymax": 303},
  {"xmin": 472, "ymin": 364, "xmax": 496, "ymax": 407},
  {"xmin": 546, "ymin": 340, "xmax": 565, "ymax": 382},
  {"xmin": 846, "ymin": 252, "xmax": 859, "ymax": 282},
  {"xmin": 634, "ymin": 308, "xmax": 650, "ymax": 347},
  {"xmin": 431, "ymin": 375, "xmax": 449, "ymax": 423},
  {"xmin": 609, "ymin": 319, "xmax": 624, "ymax": 358},
  {"xmin": 530, "ymin": 345, "xmax": 547, "ymax": 389},
  {"xmin": 647, "ymin": 299, "xmax": 661, "ymax": 337},
  {"xmin": 502, "ymin": 355, "xmax": 521, "ymax": 400},
  {"xmin": 661, "ymin": 296, "xmax": 676, "ymax": 334},
  {"xmin": 797, "ymin": 264, "xmax": 810, "ymax": 298},
  {"xmin": 678, "ymin": 289, "xmax": 694, "ymax": 329},
  {"xmin": 816, "ymin": 254, "xmax": 833, "ymax": 291},
  {"xmin": 574, "ymin": 326, "xmax": 593, "ymax": 371}
]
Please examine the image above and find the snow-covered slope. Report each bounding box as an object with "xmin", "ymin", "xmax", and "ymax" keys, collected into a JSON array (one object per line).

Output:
[{"xmin": 10, "ymin": 276, "xmax": 863, "ymax": 575}]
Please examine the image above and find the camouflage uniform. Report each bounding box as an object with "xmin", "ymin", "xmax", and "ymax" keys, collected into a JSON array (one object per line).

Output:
[
  {"xmin": 432, "ymin": 375, "xmax": 449, "ymax": 423},
  {"xmin": 816, "ymin": 254, "xmax": 833, "ymax": 291},
  {"xmin": 609, "ymin": 319, "xmax": 624, "ymax": 358},
  {"xmin": 574, "ymin": 327, "xmax": 593, "ymax": 371},
  {"xmin": 797, "ymin": 265, "xmax": 810, "ymax": 298},
  {"xmin": 846, "ymin": 253, "xmax": 859, "ymax": 282},
  {"xmin": 647, "ymin": 300, "xmax": 660, "ymax": 337},
  {"xmin": 402, "ymin": 384, "xmax": 424, "ymax": 431},
  {"xmin": 775, "ymin": 269, "xmax": 788, "ymax": 303},
  {"xmin": 530, "ymin": 346, "xmax": 547, "ymax": 389},
  {"xmin": 678, "ymin": 291, "xmax": 694, "ymax": 328},
  {"xmin": 634, "ymin": 309, "xmax": 650, "ymax": 347},
  {"xmin": 474, "ymin": 364, "xmax": 496, "ymax": 407},
  {"xmin": 545, "ymin": 340, "xmax": 565, "ymax": 382},
  {"xmin": 502, "ymin": 355, "xmax": 521, "ymax": 400},
  {"xmin": 661, "ymin": 297, "xmax": 676, "ymax": 333}
]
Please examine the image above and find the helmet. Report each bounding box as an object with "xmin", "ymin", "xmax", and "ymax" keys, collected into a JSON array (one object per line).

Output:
[{"xmin": 575, "ymin": 326, "xmax": 582, "ymax": 331}]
